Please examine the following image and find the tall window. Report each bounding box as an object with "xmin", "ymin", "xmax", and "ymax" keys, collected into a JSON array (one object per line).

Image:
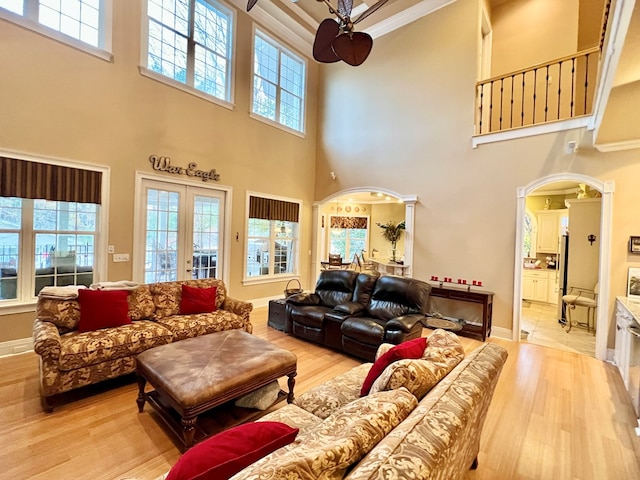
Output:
[
  {"xmin": 252, "ymin": 29, "xmax": 306, "ymax": 133},
  {"xmin": 0, "ymin": 156, "xmax": 102, "ymax": 303},
  {"xmin": 246, "ymin": 195, "xmax": 300, "ymax": 279},
  {"xmin": 0, "ymin": 0, "xmax": 107, "ymax": 49},
  {"xmin": 0, "ymin": 198, "xmax": 98, "ymax": 301},
  {"xmin": 146, "ymin": 0, "xmax": 234, "ymax": 102},
  {"xmin": 329, "ymin": 216, "xmax": 368, "ymax": 261}
]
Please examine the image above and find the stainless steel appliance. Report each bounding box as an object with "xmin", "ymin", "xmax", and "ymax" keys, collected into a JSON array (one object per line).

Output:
[{"xmin": 557, "ymin": 234, "xmax": 569, "ymax": 323}]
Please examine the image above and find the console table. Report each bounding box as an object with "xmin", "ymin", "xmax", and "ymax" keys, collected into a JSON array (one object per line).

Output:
[{"xmin": 428, "ymin": 284, "xmax": 494, "ymax": 341}]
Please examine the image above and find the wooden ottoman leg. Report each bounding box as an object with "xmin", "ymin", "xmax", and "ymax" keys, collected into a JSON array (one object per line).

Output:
[
  {"xmin": 136, "ymin": 374, "xmax": 147, "ymax": 413},
  {"xmin": 286, "ymin": 372, "xmax": 297, "ymax": 403},
  {"xmin": 182, "ymin": 416, "xmax": 198, "ymax": 451}
]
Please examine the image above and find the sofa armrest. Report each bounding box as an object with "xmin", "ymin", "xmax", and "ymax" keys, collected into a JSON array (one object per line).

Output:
[
  {"xmin": 385, "ymin": 314, "xmax": 425, "ymax": 333},
  {"xmin": 334, "ymin": 301, "xmax": 366, "ymax": 316},
  {"xmin": 286, "ymin": 292, "xmax": 320, "ymax": 306},
  {"xmin": 33, "ymin": 319, "xmax": 61, "ymax": 362},
  {"xmin": 221, "ymin": 296, "xmax": 254, "ymax": 332}
]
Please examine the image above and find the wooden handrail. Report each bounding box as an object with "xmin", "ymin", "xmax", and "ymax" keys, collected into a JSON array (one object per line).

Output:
[{"xmin": 476, "ymin": 47, "xmax": 600, "ymax": 87}]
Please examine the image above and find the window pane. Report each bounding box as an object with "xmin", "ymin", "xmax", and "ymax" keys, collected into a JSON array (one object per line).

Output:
[
  {"xmin": 38, "ymin": 0, "xmax": 101, "ymax": 47},
  {"xmin": 148, "ymin": 20, "xmax": 188, "ymax": 83},
  {"xmin": 280, "ymin": 90, "xmax": 301, "ymax": 130},
  {"xmin": 0, "ymin": 232, "xmax": 18, "ymax": 299},
  {"xmin": 195, "ymin": 45, "xmax": 227, "ymax": 98},
  {"xmin": 253, "ymin": 77, "xmax": 276, "ymax": 120},
  {"xmin": 254, "ymin": 36, "xmax": 278, "ymax": 83},
  {"xmin": 148, "ymin": 0, "xmax": 189, "ymax": 35},
  {"xmin": 247, "ymin": 238, "xmax": 269, "ymax": 277},
  {"xmin": 0, "ymin": 0, "xmax": 23, "ymax": 15},
  {"xmin": 0, "ymin": 197, "xmax": 22, "ymax": 229}
]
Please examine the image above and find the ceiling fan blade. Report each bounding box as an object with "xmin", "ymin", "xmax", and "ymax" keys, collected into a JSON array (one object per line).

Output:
[
  {"xmin": 337, "ymin": 0, "xmax": 354, "ymax": 17},
  {"xmin": 246, "ymin": 0, "xmax": 259, "ymax": 11},
  {"xmin": 313, "ymin": 19, "xmax": 341, "ymax": 63},
  {"xmin": 332, "ymin": 31, "xmax": 373, "ymax": 66},
  {"xmin": 353, "ymin": 0, "xmax": 389, "ymax": 24}
]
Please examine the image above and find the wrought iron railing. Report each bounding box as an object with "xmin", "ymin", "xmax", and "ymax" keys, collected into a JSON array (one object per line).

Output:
[{"xmin": 475, "ymin": 47, "xmax": 601, "ymax": 134}]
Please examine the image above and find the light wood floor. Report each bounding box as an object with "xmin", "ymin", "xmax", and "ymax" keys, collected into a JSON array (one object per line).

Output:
[{"xmin": 1, "ymin": 307, "xmax": 639, "ymax": 480}]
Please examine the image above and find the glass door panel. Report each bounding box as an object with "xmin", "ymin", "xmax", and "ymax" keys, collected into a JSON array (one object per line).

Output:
[
  {"xmin": 144, "ymin": 187, "xmax": 181, "ymax": 283},
  {"xmin": 190, "ymin": 193, "xmax": 222, "ymax": 279}
]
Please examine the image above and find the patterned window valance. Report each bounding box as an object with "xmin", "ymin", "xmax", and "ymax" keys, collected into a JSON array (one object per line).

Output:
[
  {"xmin": 0, "ymin": 156, "xmax": 102, "ymax": 204},
  {"xmin": 249, "ymin": 195, "xmax": 299, "ymax": 222},
  {"xmin": 331, "ymin": 216, "xmax": 368, "ymax": 229}
]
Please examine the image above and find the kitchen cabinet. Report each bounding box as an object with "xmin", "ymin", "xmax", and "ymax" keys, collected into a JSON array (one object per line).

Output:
[
  {"xmin": 536, "ymin": 209, "xmax": 568, "ymax": 253},
  {"xmin": 523, "ymin": 270, "xmax": 550, "ymax": 303}
]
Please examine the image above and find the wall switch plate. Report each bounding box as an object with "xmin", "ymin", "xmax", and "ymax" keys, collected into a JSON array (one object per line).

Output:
[
  {"xmin": 113, "ymin": 253, "xmax": 129, "ymax": 262},
  {"xmin": 108, "ymin": 245, "xmax": 115, "ymax": 254}
]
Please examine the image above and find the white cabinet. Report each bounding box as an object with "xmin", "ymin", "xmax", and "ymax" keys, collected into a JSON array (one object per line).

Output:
[
  {"xmin": 523, "ymin": 270, "xmax": 550, "ymax": 303},
  {"xmin": 547, "ymin": 270, "xmax": 559, "ymax": 305},
  {"xmin": 536, "ymin": 209, "xmax": 568, "ymax": 254},
  {"xmin": 615, "ymin": 299, "xmax": 633, "ymax": 389}
]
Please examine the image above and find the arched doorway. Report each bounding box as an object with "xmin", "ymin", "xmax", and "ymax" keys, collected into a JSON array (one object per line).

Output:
[
  {"xmin": 312, "ymin": 188, "xmax": 417, "ymax": 283},
  {"xmin": 513, "ymin": 174, "xmax": 614, "ymax": 361}
]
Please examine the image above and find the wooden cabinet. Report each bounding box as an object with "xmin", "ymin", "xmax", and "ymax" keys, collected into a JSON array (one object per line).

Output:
[
  {"xmin": 536, "ymin": 209, "xmax": 568, "ymax": 253},
  {"xmin": 523, "ymin": 270, "xmax": 550, "ymax": 303}
]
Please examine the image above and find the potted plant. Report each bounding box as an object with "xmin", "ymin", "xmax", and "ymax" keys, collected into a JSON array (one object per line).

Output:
[{"xmin": 376, "ymin": 220, "xmax": 405, "ymax": 262}]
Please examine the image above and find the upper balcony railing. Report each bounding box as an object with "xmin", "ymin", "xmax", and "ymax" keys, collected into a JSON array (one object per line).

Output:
[
  {"xmin": 475, "ymin": 47, "xmax": 601, "ymax": 135},
  {"xmin": 475, "ymin": 0, "xmax": 611, "ymax": 135}
]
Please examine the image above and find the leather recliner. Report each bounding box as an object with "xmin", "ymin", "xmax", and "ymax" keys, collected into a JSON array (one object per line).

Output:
[{"xmin": 285, "ymin": 270, "xmax": 430, "ymax": 361}]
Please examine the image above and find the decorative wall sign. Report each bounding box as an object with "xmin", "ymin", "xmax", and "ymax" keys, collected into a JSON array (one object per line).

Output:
[{"xmin": 149, "ymin": 155, "xmax": 220, "ymax": 182}]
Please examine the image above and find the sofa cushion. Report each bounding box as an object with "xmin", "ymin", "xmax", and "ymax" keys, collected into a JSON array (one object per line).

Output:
[
  {"xmin": 369, "ymin": 330, "xmax": 465, "ymax": 399},
  {"xmin": 36, "ymin": 297, "xmax": 81, "ymax": 333},
  {"xmin": 289, "ymin": 305, "xmax": 332, "ymax": 328},
  {"xmin": 127, "ymin": 285, "xmax": 156, "ymax": 320},
  {"xmin": 156, "ymin": 310, "xmax": 246, "ymax": 341},
  {"xmin": 361, "ymin": 336, "xmax": 427, "ymax": 396},
  {"xmin": 233, "ymin": 388, "xmax": 418, "ymax": 480},
  {"xmin": 314, "ymin": 270, "xmax": 360, "ymax": 308},
  {"xmin": 58, "ymin": 320, "xmax": 174, "ymax": 371},
  {"xmin": 180, "ymin": 284, "xmax": 217, "ymax": 315},
  {"xmin": 366, "ymin": 275, "xmax": 431, "ymax": 320},
  {"xmin": 166, "ymin": 421, "xmax": 299, "ymax": 480},
  {"xmin": 257, "ymin": 404, "xmax": 323, "ymax": 433},
  {"xmin": 341, "ymin": 317, "xmax": 386, "ymax": 345},
  {"xmin": 344, "ymin": 343, "xmax": 508, "ymax": 480},
  {"xmin": 293, "ymin": 363, "xmax": 372, "ymax": 419},
  {"xmin": 77, "ymin": 289, "xmax": 132, "ymax": 333},
  {"xmin": 151, "ymin": 279, "xmax": 226, "ymax": 320}
]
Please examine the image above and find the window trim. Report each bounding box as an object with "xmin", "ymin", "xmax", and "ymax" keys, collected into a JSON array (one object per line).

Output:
[
  {"xmin": 140, "ymin": 0, "xmax": 237, "ymax": 109},
  {"xmin": 243, "ymin": 191, "xmax": 302, "ymax": 286},
  {"xmin": 250, "ymin": 25, "xmax": 307, "ymax": 137},
  {"xmin": 0, "ymin": 0, "xmax": 113, "ymax": 62},
  {"xmin": 328, "ymin": 214, "xmax": 370, "ymax": 261},
  {"xmin": 0, "ymin": 149, "xmax": 110, "ymax": 313}
]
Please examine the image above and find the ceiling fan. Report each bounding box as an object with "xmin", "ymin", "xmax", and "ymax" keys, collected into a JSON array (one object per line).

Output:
[{"xmin": 246, "ymin": 0, "xmax": 389, "ymax": 66}]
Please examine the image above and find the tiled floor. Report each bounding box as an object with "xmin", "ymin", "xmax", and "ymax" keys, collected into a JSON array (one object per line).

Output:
[{"xmin": 520, "ymin": 301, "xmax": 596, "ymax": 357}]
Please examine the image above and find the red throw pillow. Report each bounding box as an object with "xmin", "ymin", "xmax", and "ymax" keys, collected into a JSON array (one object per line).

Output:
[
  {"xmin": 180, "ymin": 285, "xmax": 217, "ymax": 315},
  {"xmin": 360, "ymin": 337, "xmax": 428, "ymax": 396},
  {"xmin": 77, "ymin": 289, "xmax": 132, "ymax": 332},
  {"xmin": 166, "ymin": 421, "xmax": 299, "ymax": 480}
]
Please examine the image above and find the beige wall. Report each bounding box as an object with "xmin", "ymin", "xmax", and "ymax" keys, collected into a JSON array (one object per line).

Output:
[
  {"xmin": 316, "ymin": 0, "xmax": 640, "ymax": 347},
  {"xmin": 490, "ymin": 0, "xmax": 579, "ymax": 76},
  {"xmin": 0, "ymin": 2, "xmax": 318, "ymax": 341}
]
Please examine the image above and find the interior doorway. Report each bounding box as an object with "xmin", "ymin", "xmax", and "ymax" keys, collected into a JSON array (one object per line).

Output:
[{"xmin": 513, "ymin": 174, "xmax": 613, "ymax": 361}]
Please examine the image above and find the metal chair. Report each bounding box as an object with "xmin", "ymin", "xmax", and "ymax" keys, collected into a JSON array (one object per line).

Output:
[{"xmin": 562, "ymin": 283, "xmax": 597, "ymax": 333}]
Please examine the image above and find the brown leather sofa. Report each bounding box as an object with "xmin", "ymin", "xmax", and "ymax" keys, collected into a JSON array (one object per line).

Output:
[{"xmin": 285, "ymin": 270, "xmax": 431, "ymax": 361}]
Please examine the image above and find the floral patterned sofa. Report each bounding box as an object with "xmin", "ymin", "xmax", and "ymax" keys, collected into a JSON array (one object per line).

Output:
[
  {"xmin": 32, "ymin": 278, "xmax": 253, "ymax": 412},
  {"xmin": 153, "ymin": 331, "xmax": 508, "ymax": 480}
]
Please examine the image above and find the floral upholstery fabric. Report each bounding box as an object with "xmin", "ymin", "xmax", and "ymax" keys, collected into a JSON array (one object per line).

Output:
[
  {"xmin": 33, "ymin": 278, "xmax": 253, "ymax": 406},
  {"xmin": 369, "ymin": 329, "xmax": 465, "ymax": 399},
  {"xmin": 293, "ymin": 363, "xmax": 372, "ymax": 419},
  {"xmin": 57, "ymin": 320, "xmax": 174, "ymax": 371},
  {"xmin": 344, "ymin": 343, "xmax": 508, "ymax": 480},
  {"xmin": 258, "ymin": 404, "xmax": 323, "ymax": 433},
  {"xmin": 36, "ymin": 298, "xmax": 81, "ymax": 333},
  {"xmin": 128, "ymin": 286, "xmax": 156, "ymax": 320},
  {"xmin": 157, "ymin": 311, "xmax": 249, "ymax": 341},
  {"xmin": 231, "ymin": 388, "xmax": 418, "ymax": 480},
  {"xmin": 150, "ymin": 279, "xmax": 226, "ymax": 320}
]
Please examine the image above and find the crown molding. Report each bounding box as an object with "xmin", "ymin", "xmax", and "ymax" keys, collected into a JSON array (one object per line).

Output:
[
  {"xmin": 364, "ymin": 0, "xmax": 457, "ymax": 39},
  {"xmin": 594, "ymin": 138, "xmax": 640, "ymax": 152}
]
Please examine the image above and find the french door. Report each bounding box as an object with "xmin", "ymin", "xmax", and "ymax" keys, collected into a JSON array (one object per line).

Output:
[{"xmin": 136, "ymin": 178, "xmax": 225, "ymax": 283}]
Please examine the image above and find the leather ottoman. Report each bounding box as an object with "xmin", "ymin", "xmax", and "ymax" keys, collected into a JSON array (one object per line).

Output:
[{"xmin": 136, "ymin": 330, "xmax": 297, "ymax": 450}]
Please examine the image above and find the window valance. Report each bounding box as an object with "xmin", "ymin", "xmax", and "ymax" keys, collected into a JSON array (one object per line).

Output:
[
  {"xmin": 0, "ymin": 157, "xmax": 102, "ymax": 204},
  {"xmin": 249, "ymin": 196, "xmax": 299, "ymax": 223},
  {"xmin": 331, "ymin": 216, "xmax": 368, "ymax": 229}
]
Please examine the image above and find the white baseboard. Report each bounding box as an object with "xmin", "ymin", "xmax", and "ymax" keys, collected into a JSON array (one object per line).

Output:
[
  {"xmin": 249, "ymin": 295, "xmax": 287, "ymax": 309},
  {"xmin": 491, "ymin": 326, "xmax": 512, "ymax": 340},
  {"xmin": 0, "ymin": 337, "xmax": 33, "ymax": 358}
]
